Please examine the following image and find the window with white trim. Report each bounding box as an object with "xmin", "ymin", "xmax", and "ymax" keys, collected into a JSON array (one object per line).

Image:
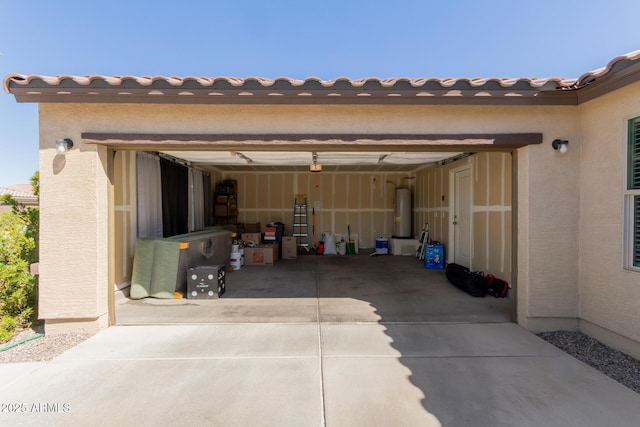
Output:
[{"xmin": 625, "ymin": 116, "xmax": 640, "ymax": 270}]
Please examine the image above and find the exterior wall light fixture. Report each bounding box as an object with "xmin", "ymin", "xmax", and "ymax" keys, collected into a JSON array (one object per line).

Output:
[
  {"xmin": 552, "ymin": 139, "xmax": 568, "ymax": 154},
  {"xmin": 55, "ymin": 138, "xmax": 74, "ymax": 154}
]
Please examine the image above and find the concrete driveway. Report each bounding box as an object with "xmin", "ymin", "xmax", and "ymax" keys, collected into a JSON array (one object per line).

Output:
[{"xmin": 1, "ymin": 255, "xmax": 639, "ymax": 426}]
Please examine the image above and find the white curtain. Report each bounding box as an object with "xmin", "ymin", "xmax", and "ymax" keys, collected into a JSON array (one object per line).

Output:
[
  {"xmin": 190, "ymin": 168, "xmax": 205, "ymax": 231},
  {"xmin": 136, "ymin": 152, "xmax": 163, "ymax": 237}
]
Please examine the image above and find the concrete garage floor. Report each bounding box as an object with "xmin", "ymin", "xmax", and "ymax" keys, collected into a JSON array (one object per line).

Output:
[
  {"xmin": 116, "ymin": 253, "xmax": 513, "ymax": 325},
  {"xmin": 3, "ymin": 255, "xmax": 640, "ymax": 426}
]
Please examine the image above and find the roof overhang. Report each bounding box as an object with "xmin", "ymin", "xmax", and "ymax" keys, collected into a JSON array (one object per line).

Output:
[
  {"xmin": 4, "ymin": 50, "xmax": 639, "ymax": 106},
  {"xmin": 4, "ymin": 75, "xmax": 576, "ymax": 105}
]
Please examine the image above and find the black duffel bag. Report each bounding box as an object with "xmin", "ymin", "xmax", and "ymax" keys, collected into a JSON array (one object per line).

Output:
[{"xmin": 445, "ymin": 263, "xmax": 486, "ymax": 297}]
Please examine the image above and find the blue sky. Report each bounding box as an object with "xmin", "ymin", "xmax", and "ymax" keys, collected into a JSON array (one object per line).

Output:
[{"xmin": 1, "ymin": 0, "xmax": 639, "ymax": 186}]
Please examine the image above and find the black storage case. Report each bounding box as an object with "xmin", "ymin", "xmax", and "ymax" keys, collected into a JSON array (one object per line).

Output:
[{"xmin": 187, "ymin": 265, "xmax": 226, "ymax": 299}]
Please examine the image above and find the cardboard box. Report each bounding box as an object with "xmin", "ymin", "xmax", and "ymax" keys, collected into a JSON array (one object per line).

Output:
[
  {"xmin": 245, "ymin": 222, "xmax": 261, "ymax": 233},
  {"xmin": 241, "ymin": 233, "xmax": 262, "ymax": 244},
  {"xmin": 186, "ymin": 265, "xmax": 225, "ymax": 299},
  {"xmin": 282, "ymin": 236, "xmax": 297, "ymax": 259},
  {"xmin": 215, "ymin": 205, "xmax": 230, "ymax": 217},
  {"xmin": 244, "ymin": 244, "xmax": 278, "ymax": 266}
]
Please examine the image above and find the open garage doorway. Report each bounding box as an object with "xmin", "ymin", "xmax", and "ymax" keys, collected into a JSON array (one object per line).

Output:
[
  {"xmin": 110, "ymin": 144, "xmax": 516, "ymax": 326},
  {"xmin": 116, "ymin": 254, "xmax": 512, "ymax": 325}
]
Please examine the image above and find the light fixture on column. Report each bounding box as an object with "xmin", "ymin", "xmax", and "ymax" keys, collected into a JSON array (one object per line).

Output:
[
  {"xmin": 551, "ymin": 139, "xmax": 568, "ymax": 154},
  {"xmin": 55, "ymin": 138, "xmax": 74, "ymax": 154}
]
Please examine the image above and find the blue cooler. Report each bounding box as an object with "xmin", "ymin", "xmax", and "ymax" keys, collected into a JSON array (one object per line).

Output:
[{"xmin": 424, "ymin": 244, "xmax": 444, "ymax": 269}]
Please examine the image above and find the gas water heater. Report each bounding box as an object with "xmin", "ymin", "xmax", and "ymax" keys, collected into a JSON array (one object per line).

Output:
[{"xmin": 393, "ymin": 188, "xmax": 412, "ymax": 238}]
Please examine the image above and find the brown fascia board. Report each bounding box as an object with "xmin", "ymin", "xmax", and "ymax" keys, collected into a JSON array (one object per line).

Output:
[
  {"xmin": 7, "ymin": 86, "xmax": 576, "ymax": 106},
  {"xmin": 5, "ymin": 74, "xmax": 576, "ymax": 105},
  {"xmin": 574, "ymin": 61, "xmax": 640, "ymax": 104},
  {"xmin": 82, "ymin": 132, "xmax": 542, "ymax": 151}
]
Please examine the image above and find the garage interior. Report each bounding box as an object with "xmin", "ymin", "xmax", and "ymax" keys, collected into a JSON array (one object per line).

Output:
[{"xmin": 113, "ymin": 146, "xmax": 515, "ymax": 325}]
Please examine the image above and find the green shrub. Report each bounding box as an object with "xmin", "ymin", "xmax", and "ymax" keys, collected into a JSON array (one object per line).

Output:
[{"xmin": 0, "ymin": 178, "xmax": 39, "ymax": 343}]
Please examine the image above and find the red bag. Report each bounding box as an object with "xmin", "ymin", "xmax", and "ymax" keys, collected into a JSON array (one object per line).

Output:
[{"xmin": 484, "ymin": 275, "xmax": 510, "ymax": 298}]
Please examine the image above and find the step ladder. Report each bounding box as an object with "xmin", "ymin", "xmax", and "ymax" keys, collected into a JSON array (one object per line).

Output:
[
  {"xmin": 416, "ymin": 223, "xmax": 430, "ymax": 260},
  {"xmin": 293, "ymin": 194, "xmax": 311, "ymax": 253}
]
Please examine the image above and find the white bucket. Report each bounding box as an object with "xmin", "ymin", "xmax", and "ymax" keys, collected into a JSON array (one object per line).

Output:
[
  {"xmin": 230, "ymin": 251, "xmax": 242, "ymax": 270},
  {"xmin": 338, "ymin": 240, "xmax": 346, "ymax": 255}
]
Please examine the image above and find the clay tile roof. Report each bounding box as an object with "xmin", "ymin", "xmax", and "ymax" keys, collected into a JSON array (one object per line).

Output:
[
  {"xmin": 3, "ymin": 73, "xmax": 574, "ymax": 94},
  {"xmin": 3, "ymin": 49, "xmax": 639, "ymax": 105},
  {"xmin": 575, "ymin": 49, "xmax": 640, "ymax": 87}
]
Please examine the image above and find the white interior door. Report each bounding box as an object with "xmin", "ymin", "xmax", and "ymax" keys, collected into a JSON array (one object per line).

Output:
[{"xmin": 452, "ymin": 167, "xmax": 472, "ymax": 267}]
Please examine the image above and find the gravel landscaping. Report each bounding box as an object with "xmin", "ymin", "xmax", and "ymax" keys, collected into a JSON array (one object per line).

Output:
[
  {"xmin": 0, "ymin": 323, "xmax": 91, "ymax": 364},
  {"xmin": 538, "ymin": 330, "xmax": 640, "ymax": 394}
]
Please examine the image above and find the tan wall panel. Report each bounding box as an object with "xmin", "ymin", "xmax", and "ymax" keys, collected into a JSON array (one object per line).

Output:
[
  {"xmin": 256, "ymin": 174, "xmax": 270, "ymax": 210},
  {"xmin": 241, "ymin": 175, "xmax": 257, "ymax": 210},
  {"xmin": 416, "ymin": 154, "xmax": 510, "ymax": 278},
  {"xmin": 372, "ymin": 174, "xmax": 386, "ymax": 209},
  {"xmin": 334, "ymin": 175, "xmax": 348, "ymax": 209},
  {"xmin": 489, "ymin": 154, "xmax": 505, "ymax": 206},
  {"xmin": 488, "ymin": 212, "xmax": 504, "ymax": 273},
  {"xmin": 474, "ymin": 154, "xmax": 489, "ymax": 207},
  {"xmin": 473, "ymin": 212, "xmax": 488, "ymax": 269},
  {"xmin": 347, "ymin": 174, "xmax": 361, "ymax": 209},
  {"xmin": 270, "ymin": 174, "xmax": 284, "ymax": 210},
  {"xmin": 504, "ymin": 153, "xmax": 513, "ymax": 206},
  {"xmin": 319, "ymin": 174, "xmax": 333, "ymax": 211},
  {"xmin": 112, "ymin": 151, "xmax": 134, "ymax": 287},
  {"xmin": 504, "ymin": 211, "xmax": 513, "ymax": 281}
]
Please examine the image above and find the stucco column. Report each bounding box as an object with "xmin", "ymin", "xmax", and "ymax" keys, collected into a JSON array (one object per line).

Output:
[
  {"xmin": 517, "ymin": 135, "xmax": 581, "ymax": 332},
  {"xmin": 37, "ymin": 109, "xmax": 110, "ymax": 334}
]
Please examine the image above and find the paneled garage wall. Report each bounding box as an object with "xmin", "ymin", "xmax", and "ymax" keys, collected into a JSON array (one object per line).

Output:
[
  {"xmin": 414, "ymin": 152, "xmax": 512, "ymax": 280},
  {"xmin": 219, "ymin": 171, "xmax": 413, "ymax": 249},
  {"xmin": 113, "ymin": 151, "xmax": 136, "ymax": 289}
]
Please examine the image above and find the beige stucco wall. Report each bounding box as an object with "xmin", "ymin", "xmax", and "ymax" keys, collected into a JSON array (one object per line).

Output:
[
  {"xmin": 516, "ymin": 110, "xmax": 582, "ymax": 331},
  {"xmin": 38, "ymin": 105, "xmax": 111, "ymax": 333},
  {"xmin": 38, "ymin": 102, "xmax": 582, "ymax": 336},
  {"xmin": 577, "ymin": 81, "xmax": 640, "ymax": 358}
]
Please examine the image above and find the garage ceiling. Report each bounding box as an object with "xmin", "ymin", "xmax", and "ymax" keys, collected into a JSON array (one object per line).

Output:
[{"xmin": 159, "ymin": 150, "xmax": 465, "ymax": 172}]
